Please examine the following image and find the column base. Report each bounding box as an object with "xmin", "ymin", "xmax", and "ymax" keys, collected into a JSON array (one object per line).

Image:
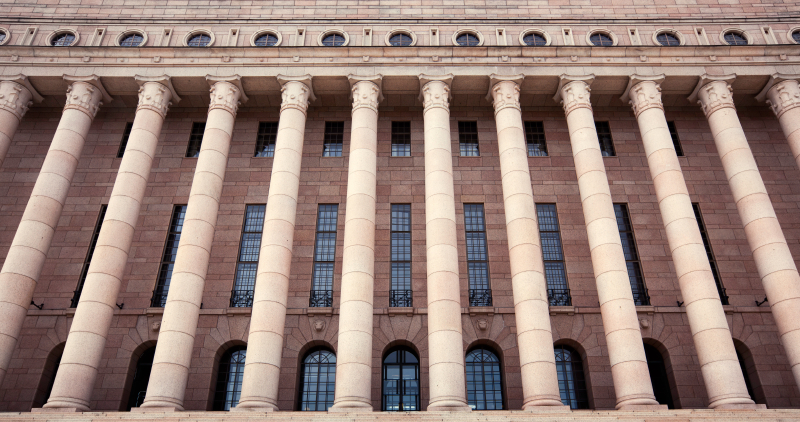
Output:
[
  {"xmin": 130, "ymin": 406, "xmax": 182, "ymax": 413},
  {"xmin": 231, "ymin": 406, "xmax": 275, "ymax": 413},
  {"xmin": 617, "ymin": 404, "xmax": 669, "ymax": 411},
  {"xmin": 328, "ymin": 406, "xmax": 373, "ymax": 413},
  {"xmin": 31, "ymin": 407, "xmax": 83, "ymax": 413},
  {"xmin": 427, "ymin": 401, "xmax": 472, "ymax": 412},
  {"xmin": 231, "ymin": 400, "xmax": 278, "ymax": 412},
  {"xmin": 714, "ymin": 403, "xmax": 768, "ymax": 410},
  {"xmin": 523, "ymin": 404, "xmax": 572, "ymax": 412}
]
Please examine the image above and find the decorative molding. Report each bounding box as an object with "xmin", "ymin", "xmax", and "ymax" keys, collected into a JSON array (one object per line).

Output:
[
  {"xmin": 348, "ymin": 75, "xmax": 382, "ymax": 114},
  {"xmin": 136, "ymin": 81, "xmax": 173, "ymax": 117},
  {"xmin": 419, "ymin": 74, "xmax": 453, "ymax": 112},
  {"xmin": 554, "ymin": 74, "xmax": 594, "ymax": 115},
  {"xmin": 688, "ymin": 74, "xmax": 736, "ymax": 117},
  {"xmin": 62, "ymin": 74, "xmax": 112, "ymax": 118},
  {"xmin": 755, "ymin": 73, "xmax": 800, "ymax": 118},
  {"xmin": 621, "ymin": 74, "xmax": 665, "ymax": 117},
  {"xmin": 488, "ymin": 75, "xmax": 523, "ymax": 114},
  {"xmin": 0, "ymin": 81, "xmax": 34, "ymax": 120},
  {"xmin": 207, "ymin": 80, "xmax": 243, "ymax": 116},
  {"xmin": 277, "ymin": 74, "xmax": 314, "ymax": 114}
]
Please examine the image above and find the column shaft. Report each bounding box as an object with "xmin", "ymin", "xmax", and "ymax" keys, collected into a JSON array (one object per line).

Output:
[
  {"xmin": 420, "ymin": 76, "xmax": 470, "ymax": 412},
  {"xmin": 330, "ymin": 78, "xmax": 381, "ymax": 412},
  {"xmin": 43, "ymin": 78, "xmax": 177, "ymax": 411},
  {"xmin": 139, "ymin": 78, "xmax": 243, "ymax": 410},
  {"xmin": 693, "ymin": 76, "xmax": 800, "ymax": 391},
  {"xmin": 489, "ymin": 77, "xmax": 563, "ymax": 409},
  {"xmin": 627, "ymin": 77, "xmax": 755, "ymax": 409},
  {"xmin": 556, "ymin": 77, "xmax": 659, "ymax": 409},
  {"xmin": 236, "ymin": 77, "xmax": 314, "ymax": 411},
  {"xmin": 0, "ymin": 77, "xmax": 108, "ymax": 387}
]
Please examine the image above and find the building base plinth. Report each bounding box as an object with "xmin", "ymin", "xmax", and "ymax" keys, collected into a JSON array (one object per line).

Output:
[
  {"xmin": 231, "ymin": 406, "xmax": 275, "ymax": 413},
  {"xmin": 715, "ymin": 403, "xmax": 768, "ymax": 410},
  {"xmin": 31, "ymin": 407, "xmax": 83, "ymax": 413},
  {"xmin": 617, "ymin": 404, "xmax": 670, "ymax": 411},
  {"xmin": 328, "ymin": 406, "xmax": 374, "ymax": 413},
  {"xmin": 130, "ymin": 406, "xmax": 182, "ymax": 413},
  {"xmin": 523, "ymin": 405, "xmax": 572, "ymax": 412}
]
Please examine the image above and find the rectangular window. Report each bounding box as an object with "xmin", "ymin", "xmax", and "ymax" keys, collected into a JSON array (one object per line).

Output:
[
  {"xmin": 116, "ymin": 122, "xmax": 133, "ymax": 158},
  {"xmin": 391, "ymin": 121, "xmax": 411, "ymax": 157},
  {"xmin": 230, "ymin": 205, "xmax": 266, "ymax": 307},
  {"xmin": 322, "ymin": 121, "xmax": 344, "ymax": 157},
  {"xmin": 459, "ymin": 121, "xmax": 480, "ymax": 157},
  {"xmin": 310, "ymin": 204, "xmax": 338, "ymax": 307},
  {"xmin": 390, "ymin": 204, "xmax": 412, "ymax": 307},
  {"xmin": 693, "ymin": 203, "xmax": 728, "ymax": 305},
  {"xmin": 524, "ymin": 121, "xmax": 548, "ymax": 157},
  {"xmin": 185, "ymin": 122, "xmax": 206, "ymax": 158},
  {"xmin": 536, "ymin": 204, "xmax": 571, "ymax": 306},
  {"xmin": 255, "ymin": 122, "xmax": 278, "ymax": 157},
  {"xmin": 70, "ymin": 205, "xmax": 107, "ymax": 308},
  {"xmin": 595, "ymin": 121, "xmax": 616, "ymax": 157},
  {"xmin": 152, "ymin": 205, "xmax": 187, "ymax": 307},
  {"xmin": 614, "ymin": 204, "xmax": 649, "ymax": 306},
  {"xmin": 667, "ymin": 121, "xmax": 684, "ymax": 157},
  {"xmin": 465, "ymin": 204, "xmax": 492, "ymax": 306}
]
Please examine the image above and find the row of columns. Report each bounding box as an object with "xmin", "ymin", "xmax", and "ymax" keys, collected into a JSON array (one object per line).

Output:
[{"xmin": 0, "ymin": 71, "xmax": 794, "ymax": 411}]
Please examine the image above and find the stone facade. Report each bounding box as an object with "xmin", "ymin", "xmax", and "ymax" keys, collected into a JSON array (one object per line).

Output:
[{"xmin": 0, "ymin": 0, "xmax": 798, "ymax": 417}]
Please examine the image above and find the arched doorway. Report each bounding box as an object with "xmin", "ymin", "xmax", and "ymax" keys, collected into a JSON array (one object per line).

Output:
[
  {"xmin": 554, "ymin": 344, "xmax": 589, "ymax": 409},
  {"xmin": 465, "ymin": 347, "xmax": 504, "ymax": 410},
  {"xmin": 298, "ymin": 348, "xmax": 336, "ymax": 411},
  {"xmin": 126, "ymin": 346, "xmax": 155, "ymax": 410},
  {"xmin": 643, "ymin": 343, "xmax": 674, "ymax": 409},
  {"xmin": 212, "ymin": 346, "xmax": 246, "ymax": 410},
  {"xmin": 382, "ymin": 347, "xmax": 420, "ymax": 411}
]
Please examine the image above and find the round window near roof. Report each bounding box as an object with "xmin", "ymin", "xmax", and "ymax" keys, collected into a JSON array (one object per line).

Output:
[
  {"xmin": 322, "ymin": 32, "xmax": 346, "ymax": 46},
  {"xmin": 51, "ymin": 32, "xmax": 76, "ymax": 46},
  {"xmin": 389, "ymin": 33, "xmax": 413, "ymax": 46},
  {"xmin": 0, "ymin": 30, "xmax": 7, "ymax": 45},
  {"xmin": 119, "ymin": 33, "xmax": 144, "ymax": 47},
  {"xmin": 589, "ymin": 32, "xmax": 614, "ymax": 46},
  {"xmin": 792, "ymin": 29, "xmax": 800, "ymax": 44},
  {"xmin": 187, "ymin": 33, "xmax": 212, "ymax": 47},
  {"xmin": 723, "ymin": 30, "xmax": 748, "ymax": 45},
  {"xmin": 456, "ymin": 32, "xmax": 481, "ymax": 46},
  {"xmin": 255, "ymin": 33, "xmax": 279, "ymax": 46},
  {"xmin": 656, "ymin": 32, "xmax": 680, "ymax": 46},
  {"xmin": 523, "ymin": 32, "xmax": 547, "ymax": 46}
]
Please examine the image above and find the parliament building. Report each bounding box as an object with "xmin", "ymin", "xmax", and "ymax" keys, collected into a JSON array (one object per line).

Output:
[{"xmin": 0, "ymin": 0, "xmax": 798, "ymax": 419}]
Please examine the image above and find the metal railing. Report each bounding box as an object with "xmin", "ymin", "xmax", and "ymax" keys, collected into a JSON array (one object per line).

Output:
[
  {"xmin": 390, "ymin": 290, "xmax": 413, "ymax": 307},
  {"xmin": 150, "ymin": 291, "xmax": 168, "ymax": 308},
  {"xmin": 469, "ymin": 289, "xmax": 493, "ymax": 307},
  {"xmin": 548, "ymin": 288, "xmax": 572, "ymax": 306},
  {"xmin": 70, "ymin": 289, "xmax": 82, "ymax": 308},
  {"xmin": 717, "ymin": 286, "xmax": 730, "ymax": 306},
  {"xmin": 309, "ymin": 290, "xmax": 333, "ymax": 307},
  {"xmin": 632, "ymin": 287, "xmax": 650, "ymax": 306},
  {"xmin": 230, "ymin": 288, "xmax": 254, "ymax": 308}
]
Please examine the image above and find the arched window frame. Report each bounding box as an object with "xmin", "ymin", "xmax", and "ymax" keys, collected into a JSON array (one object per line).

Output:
[
  {"xmin": 553, "ymin": 343, "xmax": 590, "ymax": 409},
  {"xmin": 719, "ymin": 28, "xmax": 753, "ymax": 45},
  {"xmin": 250, "ymin": 29, "xmax": 282, "ymax": 47},
  {"xmin": 384, "ymin": 29, "xmax": 417, "ymax": 47},
  {"xmin": 32, "ymin": 343, "xmax": 65, "ymax": 408},
  {"xmin": 652, "ymin": 29, "xmax": 685, "ymax": 46},
  {"xmin": 381, "ymin": 345, "xmax": 421, "ymax": 411},
  {"xmin": 212, "ymin": 345, "xmax": 247, "ymax": 410},
  {"xmin": 183, "ymin": 29, "xmax": 215, "ymax": 47},
  {"xmin": 0, "ymin": 28, "xmax": 11, "ymax": 46},
  {"xmin": 787, "ymin": 27, "xmax": 800, "ymax": 44},
  {"xmin": 297, "ymin": 347, "xmax": 337, "ymax": 411},
  {"xmin": 115, "ymin": 30, "xmax": 148, "ymax": 47},
  {"xmin": 317, "ymin": 30, "xmax": 349, "ymax": 47},
  {"xmin": 519, "ymin": 28, "xmax": 551, "ymax": 46},
  {"xmin": 643, "ymin": 342, "xmax": 677, "ymax": 409},
  {"xmin": 733, "ymin": 340, "xmax": 766, "ymax": 405},
  {"xmin": 452, "ymin": 29, "xmax": 484, "ymax": 46},
  {"xmin": 47, "ymin": 29, "xmax": 79, "ymax": 47},
  {"xmin": 465, "ymin": 346, "xmax": 505, "ymax": 410},
  {"xmin": 586, "ymin": 29, "xmax": 618, "ymax": 46},
  {"xmin": 125, "ymin": 344, "xmax": 156, "ymax": 410}
]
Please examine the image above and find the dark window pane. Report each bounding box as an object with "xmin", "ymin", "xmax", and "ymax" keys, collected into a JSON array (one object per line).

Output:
[
  {"xmin": 323, "ymin": 121, "xmax": 344, "ymax": 157},
  {"xmin": 595, "ymin": 121, "xmax": 616, "ymax": 157},
  {"xmin": 322, "ymin": 33, "xmax": 346, "ymax": 46},
  {"xmin": 188, "ymin": 34, "xmax": 211, "ymax": 47},
  {"xmin": 644, "ymin": 344, "xmax": 675, "ymax": 408},
  {"xmin": 656, "ymin": 32, "xmax": 680, "ymax": 46},
  {"xmin": 537, "ymin": 204, "xmax": 571, "ymax": 305},
  {"xmin": 464, "ymin": 204, "xmax": 491, "ymax": 305},
  {"xmin": 152, "ymin": 205, "xmax": 187, "ymax": 307},
  {"xmin": 667, "ymin": 121, "xmax": 684, "ymax": 157},
  {"xmin": 391, "ymin": 121, "xmax": 411, "ymax": 157},
  {"xmin": 382, "ymin": 348, "xmax": 420, "ymax": 411},
  {"xmin": 186, "ymin": 122, "xmax": 205, "ymax": 158},
  {"xmin": 231, "ymin": 205, "xmax": 265, "ymax": 308},
  {"xmin": 554, "ymin": 345, "xmax": 590, "ymax": 409},
  {"xmin": 793, "ymin": 30, "xmax": 800, "ymax": 44},
  {"xmin": 254, "ymin": 33, "xmax": 279, "ymax": 46},
  {"xmin": 724, "ymin": 32, "xmax": 748, "ymax": 45},
  {"xmin": 120, "ymin": 33, "xmax": 144, "ymax": 47},
  {"xmin": 466, "ymin": 348, "xmax": 504, "ymax": 410},
  {"xmin": 310, "ymin": 205, "xmax": 338, "ymax": 307},
  {"xmin": 116, "ymin": 122, "xmax": 134, "ymax": 158},
  {"xmin": 213, "ymin": 348, "xmax": 246, "ymax": 410},
  {"xmin": 389, "ymin": 33, "xmax": 413, "ymax": 46},
  {"xmin": 300, "ymin": 349, "xmax": 336, "ymax": 411},
  {"xmin": 456, "ymin": 33, "xmax": 480, "ymax": 46},
  {"xmin": 692, "ymin": 203, "xmax": 728, "ymax": 305},
  {"xmin": 524, "ymin": 121, "xmax": 548, "ymax": 157},
  {"xmin": 590, "ymin": 32, "xmax": 613, "ymax": 46},
  {"xmin": 523, "ymin": 32, "xmax": 547, "ymax": 46},
  {"xmin": 390, "ymin": 204, "xmax": 412, "ymax": 306},
  {"xmin": 255, "ymin": 122, "xmax": 278, "ymax": 157},
  {"xmin": 71, "ymin": 205, "xmax": 108, "ymax": 307},
  {"xmin": 614, "ymin": 204, "xmax": 649, "ymax": 306},
  {"xmin": 51, "ymin": 33, "xmax": 75, "ymax": 46},
  {"xmin": 459, "ymin": 121, "xmax": 480, "ymax": 157}
]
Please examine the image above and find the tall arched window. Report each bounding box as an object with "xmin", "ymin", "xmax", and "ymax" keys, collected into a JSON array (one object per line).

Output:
[
  {"xmin": 644, "ymin": 343, "xmax": 675, "ymax": 409},
  {"xmin": 33, "ymin": 344, "xmax": 64, "ymax": 407},
  {"xmin": 734, "ymin": 342, "xmax": 764, "ymax": 404},
  {"xmin": 554, "ymin": 345, "xmax": 589, "ymax": 409},
  {"xmin": 382, "ymin": 347, "xmax": 420, "ymax": 411},
  {"xmin": 213, "ymin": 347, "xmax": 246, "ymax": 410},
  {"xmin": 298, "ymin": 348, "xmax": 336, "ymax": 411},
  {"xmin": 465, "ymin": 347, "xmax": 504, "ymax": 410},
  {"xmin": 126, "ymin": 347, "xmax": 155, "ymax": 410}
]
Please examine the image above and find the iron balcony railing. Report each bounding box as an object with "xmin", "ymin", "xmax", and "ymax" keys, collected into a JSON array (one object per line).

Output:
[
  {"xmin": 70, "ymin": 289, "xmax": 82, "ymax": 308},
  {"xmin": 150, "ymin": 290, "xmax": 168, "ymax": 308},
  {"xmin": 469, "ymin": 289, "xmax": 493, "ymax": 307},
  {"xmin": 717, "ymin": 286, "xmax": 730, "ymax": 306},
  {"xmin": 632, "ymin": 287, "xmax": 651, "ymax": 306},
  {"xmin": 309, "ymin": 290, "xmax": 333, "ymax": 307},
  {"xmin": 230, "ymin": 288, "xmax": 254, "ymax": 308},
  {"xmin": 548, "ymin": 288, "xmax": 572, "ymax": 306},
  {"xmin": 390, "ymin": 290, "xmax": 413, "ymax": 307}
]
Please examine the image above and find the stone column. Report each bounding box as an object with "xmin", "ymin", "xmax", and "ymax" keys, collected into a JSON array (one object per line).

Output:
[
  {"xmin": 138, "ymin": 76, "xmax": 246, "ymax": 411},
  {"xmin": 757, "ymin": 74, "xmax": 800, "ymax": 172},
  {"xmin": 554, "ymin": 75, "xmax": 660, "ymax": 410},
  {"xmin": 623, "ymin": 75, "xmax": 758, "ymax": 409},
  {"xmin": 690, "ymin": 74, "xmax": 800, "ymax": 391},
  {"xmin": 329, "ymin": 76, "xmax": 382, "ymax": 412},
  {"xmin": 42, "ymin": 76, "xmax": 179, "ymax": 411},
  {"xmin": 487, "ymin": 75, "xmax": 564, "ymax": 409},
  {"xmin": 0, "ymin": 75, "xmax": 42, "ymax": 169},
  {"xmin": 419, "ymin": 74, "xmax": 470, "ymax": 412},
  {"xmin": 235, "ymin": 75, "xmax": 314, "ymax": 411},
  {"xmin": 0, "ymin": 75, "xmax": 110, "ymax": 388}
]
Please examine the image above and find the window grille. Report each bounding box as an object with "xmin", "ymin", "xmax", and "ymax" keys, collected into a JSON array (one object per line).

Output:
[
  {"xmin": 692, "ymin": 203, "xmax": 728, "ymax": 305},
  {"xmin": 459, "ymin": 121, "xmax": 480, "ymax": 157},
  {"xmin": 456, "ymin": 33, "xmax": 480, "ymax": 46},
  {"xmin": 656, "ymin": 32, "xmax": 681, "ymax": 46},
  {"xmin": 322, "ymin": 33, "xmax": 346, "ymax": 46},
  {"xmin": 466, "ymin": 347, "xmax": 504, "ymax": 410},
  {"xmin": 188, "ymin": 33, "xmax": 211, "ymax": 47},
  {"xmin": 589, "ymin": 32, "xmax": 613, "ymax": 46},
  {"xmin": 323, "ymin": 121, "xmax": 344, "ymax": 157},
  {"xmin": 310, "ymin": 205, "xmax": 338, "ymax": 307},
  {"xmin": 71, "ymin": 205, "xmax": 107, "ymax": 308},
  {"xmin": 465, "ymin": 204, "xmax": 491, "ymax": 306},
  {"xmin": 391, "ymin": 121, "xmax": 411, "ymax": 157},
  {"xmin": 390, "ymin": 204, "xmax": 412, "ymax": 307},
  {"xmin": 151, "ymin": 205, "xmax": 187, "ymax": 307},
  {"xmin": 212, "ymin": 347, "xmax": 246, "ymax": 410},
  {"xmin": 120, "ymin": 33, "xmax": 144, "ymax": 47},
  {"xmin": 595, "ymin": 121, "xmax": 616, "ymax": 157},
  {"xmin": 614, "ymin": 204, "xmax": 649, "ymax": 305},
  {"xmin": 299, "ymin": 349, "xmax": 336, "ymax": 410},
  {"xmin": 524, "ymin": 121, "xmax": 548, "ymax": 157},
  {"xmin": 382, "ymin": 348, "xmax": 420, "ymax": 411},
  {"xmin": 523, "ymin": 32, "xmax": 547, "ymax": 46},
  {"xmin": 554, "ymin": 345, "xmax": 590, "ymax": 409},
  {"xmin": 723, "ymin": 31, "xmax": 748, "ymax": 45},
  {"xmin": 51, "ymin": 33, "xmax": 75, "ymax": 46},
  {"xmin": 230, "ymin": 205, "xmax": 265, "ymax": 307},
  {"xmin": 185, "ymin": 122, "xmax": 205, "ymax": 158},
  {"xmin": 254, "ymin": 122, "xmax": 278, "ymax": 157},
  {"xmin": 389, "ymin": 33, "xmax": 413, "ymax": 46},
  {"xmin": 536, "ymin": 204, "xmax": 571, "ymax": 306}
]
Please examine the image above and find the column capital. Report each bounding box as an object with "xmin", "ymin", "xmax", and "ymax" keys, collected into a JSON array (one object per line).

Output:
[
  {"xmin": 419, "ymin": 74, "xmax": 453, "ymax": 112},
  {"xmin": 63, "ymin": 75, "xmax": 112, "ymax": 118},
  {"xmin": 621, "ymin": 74, "xmax": 665, "ymax": 118},
  {"xmin": 553, "ymin": 74, "xmax": 594, "ymax": 115},
  {"xmin": 135, "ymin": 75, "xmax": 181, "ymax": 118},
  {"xmin": 688, "ymin": 74, "xmax": 736, "ymax": 118},
  {"xmin": 207, "ymin": 75, "xmax": 247, "ymax": 117},
  {"xmin": 0, "ymin": 75, "xmax": 42, "ymax": 121},
  {"xmin": 755, "ymin": 74, "xmax": 800, "ymax": 118},
  {"xmin": 348, "ymin": 75, "xmax": 383, "ymax": 114},
  {"xmin": 487, "ymin": 74, "xmax": 523, "ymax": 114},
  {"xmin": 277, "ymin": 75, "xmax": 315, "ymax": 114}
]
